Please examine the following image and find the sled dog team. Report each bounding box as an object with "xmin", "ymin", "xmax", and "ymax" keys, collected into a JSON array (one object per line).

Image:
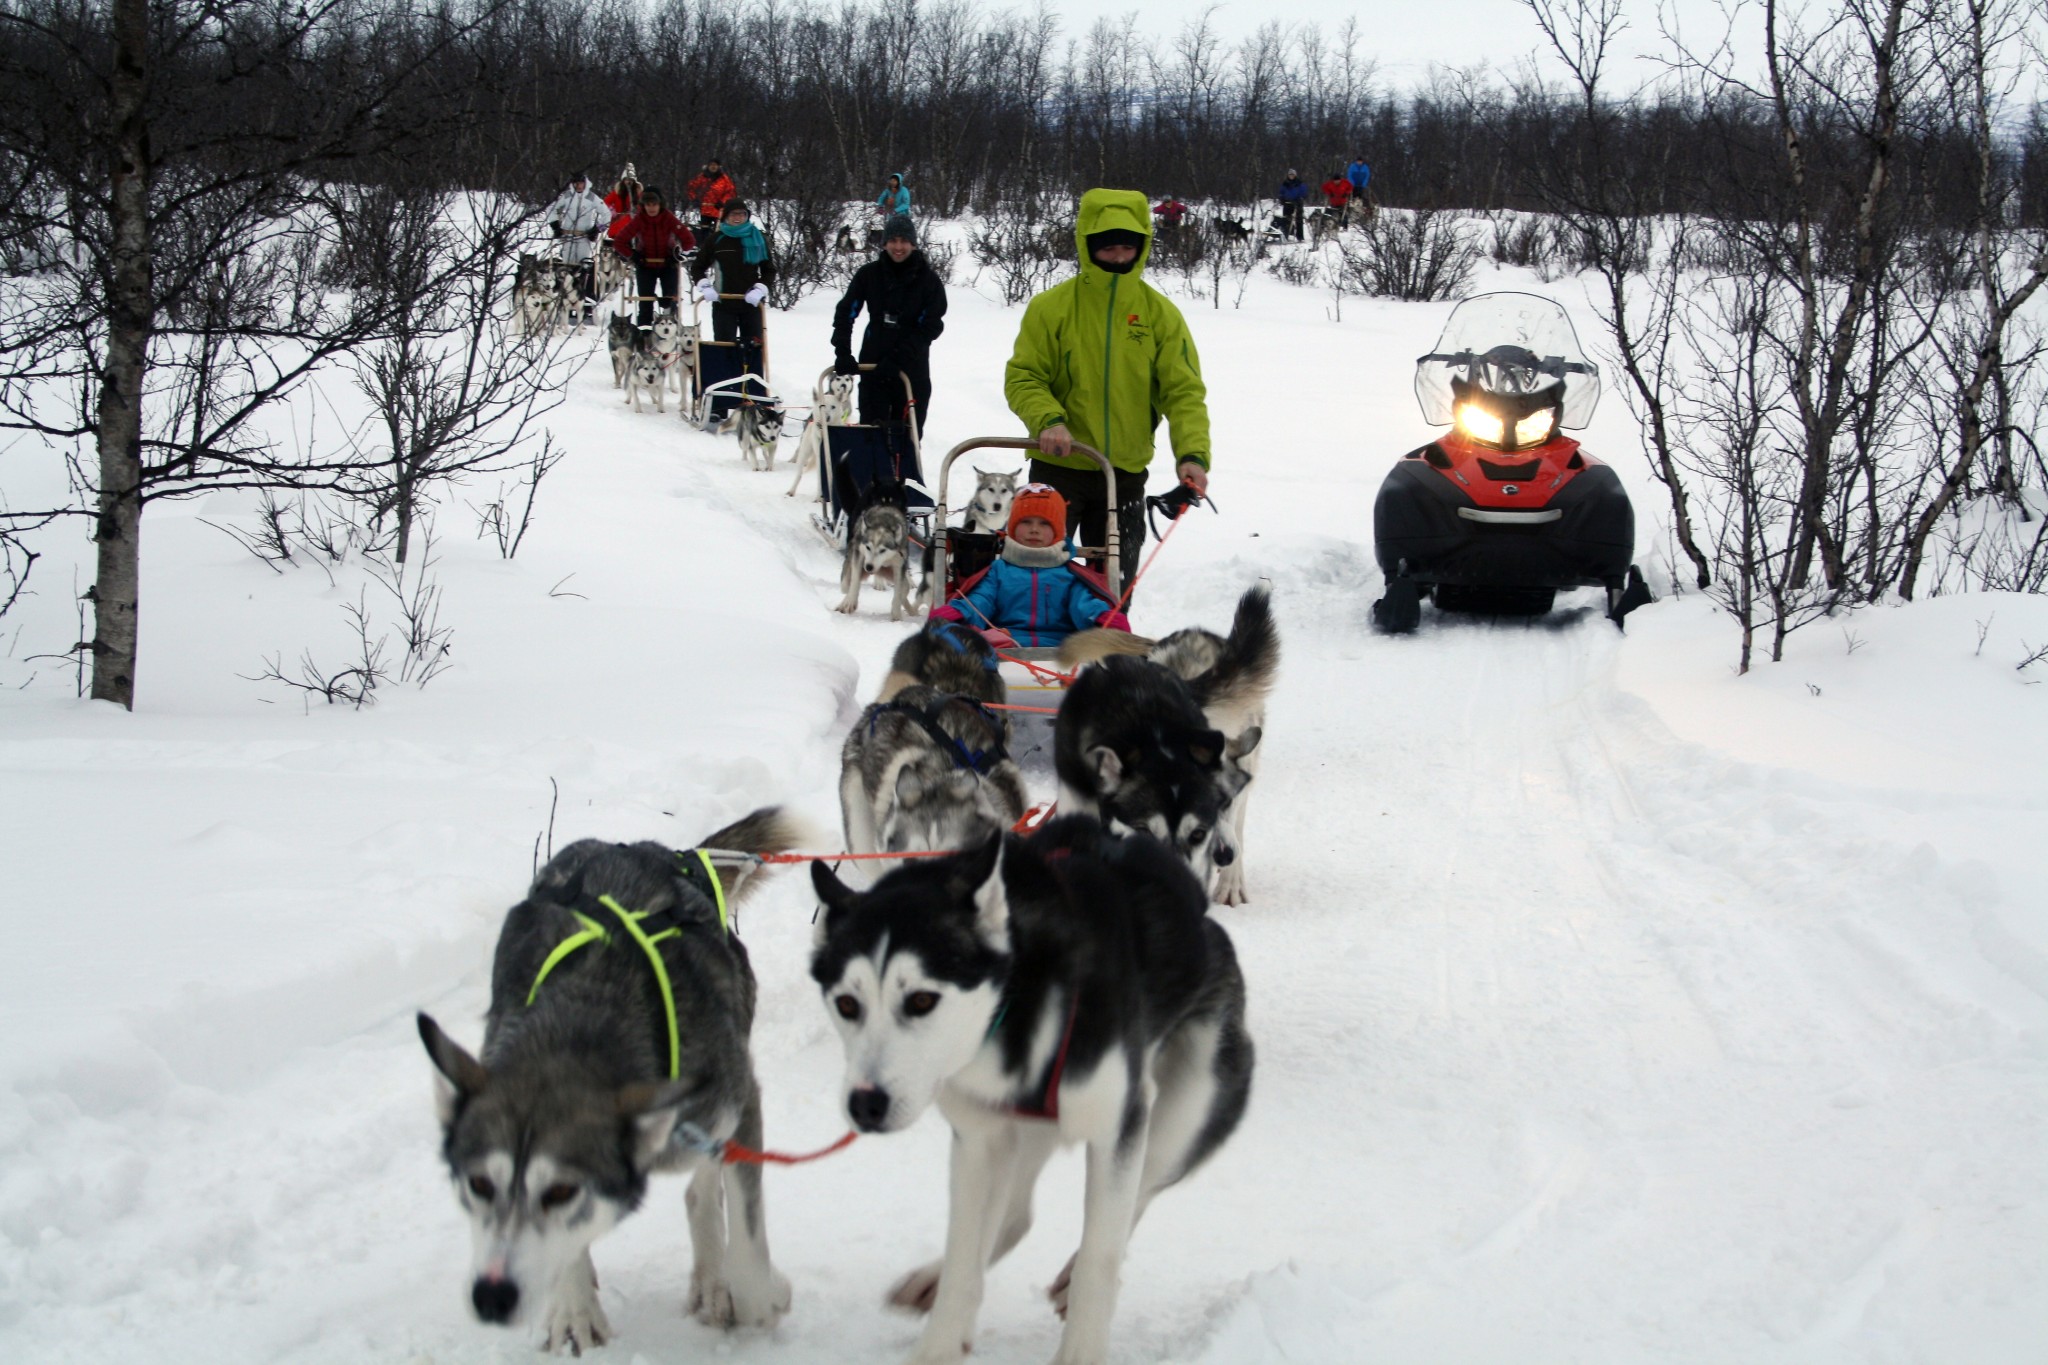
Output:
[{"xmin": 420, "ymin": 588, "xmax": 1279, "ymax": 1361}]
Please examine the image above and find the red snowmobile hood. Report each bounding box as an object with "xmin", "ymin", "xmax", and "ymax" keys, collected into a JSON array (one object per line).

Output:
[{"xmin": 1414, "ymin": 433, "xmax": 1602, "ymax": 510}]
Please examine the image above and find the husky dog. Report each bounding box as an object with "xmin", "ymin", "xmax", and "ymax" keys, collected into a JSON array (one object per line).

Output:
[
  {"xmin": 644, "ymin": 316, "xmax": 687, "ymax": 392},
  {"xmin": 607, "ymin": 313, "xmax": 638, "ymax": 388},
  {"xmin": 962, "ymin": 468, "xmax": 1018, "ymax": 535},
  {"xmin": 722, "ymin": 399, "xmax": 785, "ymax": 471},
  {"xmin": 877, "ymin": 619, "xmax": 1006, "ymax": 706},
  {"xmin": 1212, "ymin": 216, "xmax": 1253, "ymax": 242},
  {"xmin": 1052, "ymin": 654, "xmax": 1258, "ymax": 894},
  {"xmin": 625, "ymin": 347, "xmax": 666, "ymax": 414},
  {"xmin": 840, "ymin": 684, "xmax": 1026, "ymax": 865},
  {"xmin": 593, "ymin": 248, "xmax": 629, "ymax": 304},
  {"xmin": 667, "ymin": 322, "xmax": 701, "ymax": 395},
  {"xmin": 1059, "ymin": 586, "xmax": 1278, "ymax": 904},
  {"xmin": 836, "ymin": 502, "xmax": 913, "ymax": 620},
  {"xmin": 787, "ymin": 373, "xmax": 857, "ymax": 496},
  {"xmin": 809, "ymin": 818, "xmax": 1254, "ymax": 1365},
  {"xmin": 418, "ymin": 810, "xmax": 801, "ymax": 1354}
]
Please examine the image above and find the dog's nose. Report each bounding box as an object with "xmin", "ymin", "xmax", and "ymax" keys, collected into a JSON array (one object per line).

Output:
[
  {"xmin": 1212, "ymin": 844, "xmax": 1235, "ymax": 866},
  {"xmin": 472, "ymin": 1276, "xmax": 520, "ymax": 1323},
  {"xmin": 847, "ymin": 1087, "xmax": 893, "ymax": 1132}
]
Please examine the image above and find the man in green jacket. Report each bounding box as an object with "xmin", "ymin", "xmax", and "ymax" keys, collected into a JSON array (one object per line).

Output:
[{"xmin": 1004, "ymin": 188, "xmax": 1211, "ymax": 588}]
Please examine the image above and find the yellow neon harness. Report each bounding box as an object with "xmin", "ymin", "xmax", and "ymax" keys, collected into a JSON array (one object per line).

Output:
[{"xmin": 523, "ymin": 850, "xmax": 731, "ymax": 1081}]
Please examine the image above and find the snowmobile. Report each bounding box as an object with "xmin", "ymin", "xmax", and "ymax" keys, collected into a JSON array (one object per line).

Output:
[{"xmin": 1370, "ymin": 292, "xmax": 1653, "ymax": 633}]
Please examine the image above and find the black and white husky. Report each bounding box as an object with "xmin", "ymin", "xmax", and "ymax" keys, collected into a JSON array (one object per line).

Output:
[
  {"xmin": 877, "ymin": 619, "xmax": 1007, "ymax": 706},
  {"xmin": 607, "ymin": 313, "xmax": 638, "ymax": 389},
  {"xmin": 836, "ymin": 502, "xmax": 914, "ymax": 620},
  {"xmin": 624, "ymin": 346, "xmax": 667, "ymax": 414},
  {"xmin": 418, "ymin": 810, "xmax": 800, "ymax": 1354},
  {"xmin": 721, "ymin": 398, "xmax": 786, "ymax": 471},
  {"xmin": 1059, "ymin": 586, "xmax": 1278, "ymax": 904},
  {"xmin": 809, "ymin": 818, "xmax": 1254, "ymax": 1365},
  {"xmin": 840, "ymin": 684, "xmax": 1027, "ymax": 863},
  {"xmin": 1050, "ymin": 654, "xmax": 1257, "ymax": 899}
]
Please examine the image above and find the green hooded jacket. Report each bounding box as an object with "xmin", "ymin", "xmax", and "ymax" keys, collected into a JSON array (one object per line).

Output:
[{"xmin": 1004, "ymin": 188, "xmax": 1211, "ymax": 476}]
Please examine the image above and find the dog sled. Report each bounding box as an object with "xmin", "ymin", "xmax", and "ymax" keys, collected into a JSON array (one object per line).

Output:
[
  {"xmin": 689, "ymin": 291, "xmax": 773, "ymax": 430},
  {"xmin": 805, "ymin": 364, "xmax": 931, "ymax": 546}
]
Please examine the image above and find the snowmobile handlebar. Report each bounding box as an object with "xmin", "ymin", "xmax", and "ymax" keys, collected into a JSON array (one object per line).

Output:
[{"xmin": 932, "ymin": 437, "xmax": 1120, "ymax": 600}]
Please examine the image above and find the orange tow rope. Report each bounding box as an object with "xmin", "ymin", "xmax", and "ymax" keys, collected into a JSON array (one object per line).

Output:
[{"xmin": 721, "ymin": 1131, "xmax": 859, "ymax": 1166}]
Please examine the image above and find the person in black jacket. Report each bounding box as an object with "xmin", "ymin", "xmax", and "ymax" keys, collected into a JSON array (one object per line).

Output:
[
  {"xmin": 689, "ymin": 199, "xmax": 777, "ymax": 347},
  {"xmin": 830, "ymin": 214, "xmax": 947, "ymax": 434}
]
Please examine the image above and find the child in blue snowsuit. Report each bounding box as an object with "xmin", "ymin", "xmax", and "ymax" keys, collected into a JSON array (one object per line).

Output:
[{"xmin": 930, "ymin": 484, "xmax": 1129, "ymax": 649}]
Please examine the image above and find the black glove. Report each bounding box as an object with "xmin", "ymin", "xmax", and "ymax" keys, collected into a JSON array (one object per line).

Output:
[
  {"xmin": 585, "ymin": 227, "xmax": 600, "ymax": 241},
  {"xmin": 834, "ymin": 352, "xmax": 859, "ymax": 376}
]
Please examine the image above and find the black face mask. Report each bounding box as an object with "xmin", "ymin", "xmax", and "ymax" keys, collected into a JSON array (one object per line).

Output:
[{"xmin": 1092, "ymin": 253, "xmax": 1137, "ymax": 274}]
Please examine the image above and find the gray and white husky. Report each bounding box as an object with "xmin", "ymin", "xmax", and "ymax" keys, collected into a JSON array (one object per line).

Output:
[
  {"xmin": 836, "ymin": 502, "xmax": 913, "ymax": 620},
  {"xmin": 962, "ymin": 468, "xmax": 1018, "ymax": 535},
  {"xmin": 787, "ymin": 373, "xmax": 856, "ymax": 496},
  {"xmin": 809, "ymin": 818, "xmax": 1254, "ymax": 1365},
  {"xmin": 607, "ymin": 313, "xmax": 638, "ymax": 389},
  {"xmin": 625, "ymin": 347, "xmax": 666, "ymax": 414},
  {"xmin": 877, "ymin": 619, "xmax": 1007, "ymax": 706},
  {"xmin": 1059, "ymin": 585, "xmax": 1278, "ymax": 904},
  {"xmin": 840, "ymin": 684, "xmax": 1026, "ymax": 867},
  {"xmin": 418, "ymin": 810, "xmax": 801, "ymax": 1354}
]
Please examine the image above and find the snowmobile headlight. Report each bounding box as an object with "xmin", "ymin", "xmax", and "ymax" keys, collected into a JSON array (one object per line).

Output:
[
  {"xmin": 1514, "ymin": 408, "xmax": 1556, "ymax": 447},
  {"xmin": 1455, "ymin": 402, "xmax": 1505, "ymax": 446}
]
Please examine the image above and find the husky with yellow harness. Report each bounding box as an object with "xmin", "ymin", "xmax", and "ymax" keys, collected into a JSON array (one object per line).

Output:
[{"xmin": 417, "ymin": 807, "xmax": 801, "ymax": 1355}]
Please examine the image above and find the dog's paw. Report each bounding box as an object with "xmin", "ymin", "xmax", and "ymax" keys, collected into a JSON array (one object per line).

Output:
[
  {"xmin": 1211, "ymin": 865, "xmax": 1248, "ymax": 906},
  {"xmin": 903, "ymin": 1336, "xmax": 971, "ymax": 1365},
  {"xmin": 687, "ymin": 1266, "xmax": 735, "ymax": 1327},
  {"xmin": 724, "ymin": 1267, "xmax": 792, "ymax": 1329},
  {"xmin": 885, "ymin": 1261, "xmax": 942, "ymax": 1315},
  {"xmin": 542, "ymin": 1288, "xmax": 611, "ymax": 1356},
  {"xmin": 835, "ymin": 601, "xmax": 858, "ymax": 615}
]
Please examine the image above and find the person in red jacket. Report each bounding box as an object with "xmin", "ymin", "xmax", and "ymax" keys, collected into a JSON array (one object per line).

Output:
[
  {"xmin": 604, "ymin": 166, "xmax": 641, "ymax": 254},
  {"xmin": 1153, "ymin": 196, "xmax": 1189, "ymax": 228},
  {"xmin": 684, "ymin": 157, "xmax": 738, "ymax": 234},
  {"xmin": 613, "ymin": 187, "xmax": 696, "ymax": 328},
  {"xmin": 1320, "ymin": 170, "xmax": 1355, "ymax": 226}
]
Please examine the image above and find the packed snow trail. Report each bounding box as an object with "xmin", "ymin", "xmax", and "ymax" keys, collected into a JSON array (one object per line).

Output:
[{"xmin": 2, "ymin": 254, "xmax": 2044, "ymax": 1363}]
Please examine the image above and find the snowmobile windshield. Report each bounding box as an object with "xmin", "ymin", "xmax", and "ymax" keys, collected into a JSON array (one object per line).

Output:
[{"xmin": 1414, "ymin": 292, "xmax": 1601, "ymax": 430}]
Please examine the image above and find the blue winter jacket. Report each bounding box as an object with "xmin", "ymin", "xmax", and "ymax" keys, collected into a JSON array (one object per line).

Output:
[
  {"xmin": 876, "ymin": 175, "xmax": 912, "ymax": 217},
  {"xmin": 1347, "ymin": 160, "xmax": 1373, "ymax": 194},
  {"xmin": 1277, "ymin": 177, "xmax": 1309, "ymax": 204},
  {"xmin": 941, "ymin": 554, "xmax": 1115, "ymax": 649}
]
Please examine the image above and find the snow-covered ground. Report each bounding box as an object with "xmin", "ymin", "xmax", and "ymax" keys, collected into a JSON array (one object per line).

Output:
[{"xmin": 3, "ymin": 234, "xmax": 2046, "ymax": 1364}]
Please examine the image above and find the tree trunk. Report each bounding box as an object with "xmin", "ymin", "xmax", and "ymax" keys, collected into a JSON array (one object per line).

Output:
[{"xmin": 93, "ymin": 0, "xmax": 152, "ymax": 709}]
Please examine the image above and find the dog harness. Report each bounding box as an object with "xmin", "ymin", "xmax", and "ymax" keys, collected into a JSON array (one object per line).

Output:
[
  {"xmin": 868, "ymin": 693, "xmax": 1010, "ymax": 776},
  {"xmin": 930, "ymin": 620, "xmax": 1002, "ymax": 674},
  {"xmin": 523, "ymin": 850, "xmax": 730, "ymax": 1081},
  {"xmin": 991, "ymin": 997, "xmax": 1079, "ymax": 1121}
]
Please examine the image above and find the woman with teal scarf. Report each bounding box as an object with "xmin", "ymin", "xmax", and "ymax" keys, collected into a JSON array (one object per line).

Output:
[{"xmin": 690, "ymin": 199, "xmax": 779, "ymax": 346}]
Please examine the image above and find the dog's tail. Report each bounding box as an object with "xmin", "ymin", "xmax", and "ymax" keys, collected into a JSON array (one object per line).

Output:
[
  {"xmin": 1057, "ymin": 627, "xmax": 1157, "ymax": 670},
  {"xmin": 1188, "ymin": 585, "xmax": 1279, "ymax": 713},
  {"xmin": 695, "ymin": 805, "xmax": 810, "ymax": 903}
]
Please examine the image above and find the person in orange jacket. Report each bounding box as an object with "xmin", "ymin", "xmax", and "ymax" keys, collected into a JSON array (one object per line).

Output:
[{"xmin": 684, "ymin": 157, "xmax": 738, "ymax": 234}]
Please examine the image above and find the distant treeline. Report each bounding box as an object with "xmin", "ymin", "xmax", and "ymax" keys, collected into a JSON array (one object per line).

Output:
[{"xmin": 353, "ymin": 0, "xmax": 2048, "ymax": 228}]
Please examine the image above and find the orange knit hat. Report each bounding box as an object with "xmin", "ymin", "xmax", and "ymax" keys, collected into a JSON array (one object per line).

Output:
[{"xmin": 1006, "ymin": 483, "xmax": 1067, "ymax": 540}]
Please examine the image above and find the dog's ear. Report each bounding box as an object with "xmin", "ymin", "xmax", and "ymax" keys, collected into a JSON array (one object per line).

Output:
[
  {"xmin": 1088, "ymin": 744, "xmax": 1124, "ymax": 792},
  {"xmin": 1184, "ymin": 728, "xmax": 1228, "ymax": 770},
  {"xmin": 1226, "ymin": 725, "xmax": 1262, "ymax": 763},
  {"xmin": 810, "ymin": 859, "xmax": 857, "ymax": 943},
  {"xmin": 950, "ymin": 828, "xmax": 1009, "ymax": 955},
  {"xmin": 418, "ymin": 1013, "xmax": 488, "ymax": 1126},
  {"xmin": 895, "ymin": 767, "xmax": 927, "ymax": 806}
]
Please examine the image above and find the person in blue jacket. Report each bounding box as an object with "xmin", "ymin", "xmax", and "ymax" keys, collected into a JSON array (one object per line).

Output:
[
  {"xmin": 930, "ymin": 485, "xmax": 1130, "ymax": 649},
  {"xmin": 875, "ymin": 172, "xmax": 912, "ymax": 220},
  {"xmin": 1276, "ymin": 169, "xmax": 1309, "ymax": 240},
  {"xmin": 1347, "ymin": 156, "xmax": 1374, "ymax": 221}
]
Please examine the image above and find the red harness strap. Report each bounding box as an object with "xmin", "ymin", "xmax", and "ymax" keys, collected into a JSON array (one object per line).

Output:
[
  {"xmin": 719, "ymin": 1131, "xmax": 858, "ymax": 1166},
  {"xmin": 1004, "ymin": 1000, "xmax": 1079, "ymax": 1121}
]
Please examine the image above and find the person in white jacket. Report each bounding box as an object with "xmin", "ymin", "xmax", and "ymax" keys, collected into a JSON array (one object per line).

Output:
[{"xmin": 546, "ymin": 172, "xmax": 611, "ymax": 320}]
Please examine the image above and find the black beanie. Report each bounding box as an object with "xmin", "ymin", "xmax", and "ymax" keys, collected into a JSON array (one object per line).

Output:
[
  {"xmin": 883, "ymin": 213, "xmax": 917, "ymax": 245},
  {"xmin": 1087, "ymin": 228, "xmax": 1145, "ymax": 271}
]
